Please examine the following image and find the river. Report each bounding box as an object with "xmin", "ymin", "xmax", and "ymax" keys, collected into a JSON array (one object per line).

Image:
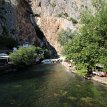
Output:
[{"xmin": 0, "ymin": 64, "xmax": 107, "ymax": 107}]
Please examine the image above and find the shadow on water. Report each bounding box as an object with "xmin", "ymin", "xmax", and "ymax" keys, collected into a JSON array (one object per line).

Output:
[{"xmin": 0, "ymin": 64, "xmax": 59, "ymax": 84}]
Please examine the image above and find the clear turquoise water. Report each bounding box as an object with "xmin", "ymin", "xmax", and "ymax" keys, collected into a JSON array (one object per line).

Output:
[{"xmin": 0, "ymin": 64, "xmax": 107, "ymax": 107}]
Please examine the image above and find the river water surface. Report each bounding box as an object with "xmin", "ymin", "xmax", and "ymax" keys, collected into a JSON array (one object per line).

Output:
[{"xmin": 0, "ymin": 64, "xmax": 107, "ymax": 107}]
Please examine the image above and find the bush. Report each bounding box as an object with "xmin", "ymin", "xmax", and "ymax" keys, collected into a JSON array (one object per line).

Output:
[
  {"xmin": 9, "ymin": 45, "xmax": 43, "ymax": 68},
  {"xmin": 58, "ymin": 29, "xmax": 75, "ymax": 46},
  {"xmin": 76, "ymin": 63, "xmax": 87, "ymax": 76}
]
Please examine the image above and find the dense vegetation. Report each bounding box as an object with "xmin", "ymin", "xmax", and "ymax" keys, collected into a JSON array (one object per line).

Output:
[
  {"xmin": 9, "ymin": 45, "xmax": 44, "ymax": 68},
  {"xmin": 58, "ymin": 0, "xmax": 107, "ymax": 75},
  {"xmin": 58, "ymin": 29, "xmax": 75, "ymax": 46}
]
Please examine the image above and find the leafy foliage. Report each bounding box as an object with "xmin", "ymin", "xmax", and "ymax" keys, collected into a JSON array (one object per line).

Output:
[
  {"xmin": 9, "ymin": 45, "xmax": 43, "ymax": 68},
  {"xmin": 58, "ymin": 29, "xmax": 75, "ymax": 46},
  {"xmin": 59, "ymin": 0, "xmax": 107, "ymax": 74}
]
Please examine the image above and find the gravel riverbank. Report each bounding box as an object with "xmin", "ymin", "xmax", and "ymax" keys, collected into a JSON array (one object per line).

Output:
[
  {"xmin": 92, "ymin": 76, "xmax": 107, "ymax": 85},
  {"xmin": 61, "ymin": 61, "xmax": 107, "ymax": 85}
]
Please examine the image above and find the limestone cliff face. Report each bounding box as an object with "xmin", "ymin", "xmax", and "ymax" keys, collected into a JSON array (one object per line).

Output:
[
  {"xmin": 0, "ymin": 0, "xmax": 16, "ymax": 38},
  {"xmin": 31, "ymin": 0, "xmax": 93, "ymax": 54},
  {"xmin": 0, "ymin": 0, "xmax": 93, "ymax": 54},
  {"xmin": 16, "ymin": 0, "xmax": 39, "ymax": 45},
  {"xmin": 0, "ymin": 0, "xmax": 56, "ymax": 56}
]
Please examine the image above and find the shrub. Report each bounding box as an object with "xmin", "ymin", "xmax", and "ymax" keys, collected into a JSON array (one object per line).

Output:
[
  {"xmin": 9, "ymin": 45, "xmax": 43, "ymax": 68},
  {"xmin": 58, "ymin": 29, "xmax": 75, "ymax": 46}
]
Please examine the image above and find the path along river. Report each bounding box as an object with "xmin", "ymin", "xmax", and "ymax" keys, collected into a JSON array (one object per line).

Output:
[{"xmin": 0, "ymin": 64, "xmax": 107, "ymax": 107}]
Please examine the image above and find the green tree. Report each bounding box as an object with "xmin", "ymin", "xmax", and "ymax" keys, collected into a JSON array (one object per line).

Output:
[{"xmin": 60, "ymin": 0, "xmax": 107, "ymax": 75}]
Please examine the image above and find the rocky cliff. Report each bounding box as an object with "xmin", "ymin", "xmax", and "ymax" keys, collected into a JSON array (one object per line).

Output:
[
  {"xmin": 0, "ymin": 0, "xmax": 57, "ymax": 56},
  {"xmin": 0, "ymin": 0, "xmax": 93, "ymax": 55},
  {"xmin": 31, "ymin": 0, "xmax": 93, "ymax": 54}
]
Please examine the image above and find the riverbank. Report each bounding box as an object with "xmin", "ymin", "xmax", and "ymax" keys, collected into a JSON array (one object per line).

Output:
[
  {"xmin": 92, "ymin": 76, "xmax": 107, "ymax": 85},
  {"xmin": 61, "ymin": 61, "xmax": 107, "ymax": 85}
]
